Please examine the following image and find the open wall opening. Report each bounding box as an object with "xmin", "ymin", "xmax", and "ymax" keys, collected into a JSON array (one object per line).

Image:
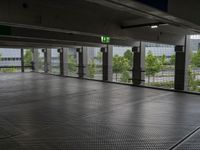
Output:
[
  {"xmin": 85, "ymin": 47, "xmax": 102, "ymax": 80},
  {"xmin": 0, "ymin": 48, "xmax": 22, "ymax": 73},
  {"xmin": 23, "ymin": 49, "xmax": 33, "ymax": 72},
  {"xmin": 38, "ymin": 49, "xmax": 45, "ymax": 73},
  {"xmin": 112, "ymin": 46, "xmax": 133, "ymax": 84},
  {"xmin": 51, "ymin": 48, "xmax": 60, "ymax": 75},
  {"xmin": 187, "ymin": 35, "xmax": 200, "ymax": 93},
  {"xmin": 67, "ymin": 48, "xmax": 78, "ymax": 77},
  {"xmin": 144, "ymin": 42, "xmax": 175, "ymax": 89}
]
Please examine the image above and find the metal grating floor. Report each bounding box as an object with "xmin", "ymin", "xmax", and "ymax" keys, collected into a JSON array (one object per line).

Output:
[{"xmin": 0, "ymin": 73, "xmax": 200, "ymax": 149}]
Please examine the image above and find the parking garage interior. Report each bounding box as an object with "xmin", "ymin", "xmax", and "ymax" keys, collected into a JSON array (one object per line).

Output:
[{"xmin": 0, "ymin": 0, "xmax": 200, "ymax": 149}]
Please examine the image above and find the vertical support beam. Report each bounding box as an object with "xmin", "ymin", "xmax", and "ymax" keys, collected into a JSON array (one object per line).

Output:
[
  {"xmin": 101, "ymin": 47, "xmax": 108, "ymax": 81},
  {"xmin": 132, "ymin": 46, "xmax": 140, "ymax": 85},
  {"xmin": 76, "ymin": 47, "xmax": 87, "ymax": 78},
  {"xmin": 47, "ymin": 48, "xmax": 52, "ymax": 73},
  {"xmin": 184, "ymin": 35, "xmax": 191, "ymax": 91},
  {"xmin": 101, "ymin": 45, "xmax": 113, "ymax": 81},
  {"xmin": 82, "ymin": 46, "xmax": 88, "ymax": 78},
  {"xmin": 77, "ymin": 48, "xmax": 84, "ymax": 78},
  {"xmin": 21, "ymin": 48, "xmax": 24, "ymax": 72},
  {"xmin": 132, "ymin": 42, "xmax": 145, "ymax": 85},
  {"xmin": 58, "ymin": 48, "xmax": 64, "ymax": 76},
  {"xmin": 43, "ymin": 49, "xmax": 48, "ymax": 73},
  {"xmin": 43, "ymin": 48, "xmax": 51, "ymax": 73},
  {"xmin": 175, "ymin": 45, "xmax": 186, "ymax": 90},
  {"xmin": 63, "ymin": 48, "xmax": 68, "ymax": 76},
  {"xmin": 107, "ymin": 45, "xmax": 113, "ymax": 81},
  {"xmin": 140, "ymin": 42, "xmax": 145, "ymax": 85},
  {"xmin": 32, "ymin": 48, "xmax": 39, "ymax": 72}
]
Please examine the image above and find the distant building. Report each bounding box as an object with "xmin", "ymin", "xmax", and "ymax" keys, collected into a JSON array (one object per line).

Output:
[
  {"xmin": 190, "ymin": 39, "xmax": 200, "ymax": 52},
  {"xmin": 0, "ymin": 48, "xmax": 21, "ymax": 66}
]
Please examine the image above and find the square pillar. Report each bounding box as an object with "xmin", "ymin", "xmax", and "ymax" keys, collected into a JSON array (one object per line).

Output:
[
  {"xmin": 58, "ymin": 48, "xmax": 64, "ymax": 75},
  {"xmin": 107, "ymin": 45, "xmax": 113, "ymax": 81},
  {"xmin": 21, "ymin": 48, "xmax": 24, "ymax": 72},
  {"xmin": 77, "ymin": 47, "xmax": 87, "ymax": 78},
  {"xmin": 184, "ymin": 35, "xmax": 192, "ymax": 91},
  {"xmin": 82, "ymin": 47, "xmax": 88, "ymax": 78},
  {"xmin": 101, "ymin": 45, "xmax": 113, "ymax": 81},
  {"xmin": 43, "ymin": 48, "xmax": 51, "ymax": 73},
  {"xmin": 32, "ymin": 48, "xmax": 39, "ymax": 72},
  {"xmin": 63, "ymin": 48, "xmax": 68, "ymax": 76},
  {"xmin": 175, "ymin": 45, "xmax": 186, "ymax": 90},
  {"xmin": 132, "ymin": 42, "xmax": 145, "ymax": 85},
  {"xmin": 101, "ymin": 47, "xmax": 108, "ymax": 81}
]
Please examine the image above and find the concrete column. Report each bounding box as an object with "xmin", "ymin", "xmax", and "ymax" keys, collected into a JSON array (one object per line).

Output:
[
  {"xmin": 82, "ymin": 46, "xmax": 88, "ymax": 78},
  {"xmin": 77, "ymin": 47, "xmax": 87, "ymax": 78},
  {"xmin": 63, "ymin": 48, "xmax": 68, "ymax": 76},
  {"xmin": 21, "ymin": 48, "xmax": 24, "ymax": 72},
  {"xmin": 140, "ymin": 42, "xmax": 145, "ymax": 85},
  {"xmin": 58, "ymin": 48, "xmax": 64, "ymax": 75},
  {"xmin": 32, "ymin": 48, "xmax": 39, "ymax": 72},
  {"xmin": 47, "ymin": 48, "xmax": 52, "ymax": 73},
  {"xmin": 43, "ymin": 49, "xmax": 48, "ymax": 73},
  {"xmin": 175, "ymin": 45, "xmax": 186, "ymax": 90},
  {"xmin": 77, "ymin": 48, "xmax": 83, "ymax": 78},
  {"xmin": 107, "ymin": 45, "xmax": 113, "ymax": 81},
  {"xmin": 43, "ymin": 48, "xmax": 51, "ymax": 73},
  {"xmin": 101, "ymin": 45, "xmax": 113, "ymax": 81},
  {"xmin": 184, "ymin": 35, "xmax": 191, "ymax": 91},
  {"xmin": 101, "ymin": 47, "xmax": 108, "ymax": 81},
  {"xmin": 132, "ymin": 42, "xmax": 145, "ymax": 85}
]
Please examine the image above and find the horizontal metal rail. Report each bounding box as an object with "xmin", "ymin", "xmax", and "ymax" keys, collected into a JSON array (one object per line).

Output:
[{"xmin": 0, "ymin": 66, "xmax": 32, "ymax": 69}]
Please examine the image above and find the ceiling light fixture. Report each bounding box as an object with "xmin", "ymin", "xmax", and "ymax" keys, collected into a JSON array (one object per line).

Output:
[
  {"xmin": 190, "ymin": 35, "xmax": 200, "ymax": 39},
  {"xmin": 151, "ymin": 25, "xmax": 158, "ymax": 29}
]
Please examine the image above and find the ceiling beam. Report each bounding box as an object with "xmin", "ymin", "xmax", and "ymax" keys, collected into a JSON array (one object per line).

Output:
[{"xmin": 85, "ymin": 0, "xmax": 200, "ymax": 32}]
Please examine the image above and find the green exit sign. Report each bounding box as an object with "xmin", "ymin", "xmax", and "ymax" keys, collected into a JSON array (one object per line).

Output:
[{"xmin": 101, "ymin": 36, "xmax": 110, "ymax": 44}]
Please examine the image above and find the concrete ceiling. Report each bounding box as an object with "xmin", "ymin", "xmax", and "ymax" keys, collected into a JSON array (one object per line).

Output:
[{"xmin": 0, "ymin": 0, "xmax": 199, "ymax": 47}]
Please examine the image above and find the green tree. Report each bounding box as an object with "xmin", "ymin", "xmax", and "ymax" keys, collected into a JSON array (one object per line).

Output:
[
  {"xmin": 124, "ymin": 49, "xmax": 133, "ymax": 67},
  {"xmin": 169, "ymin": 54, "xmax": 175, "ymax": 65},
  {"xmin": 113, "ymin": 55, "xmax": 130, "ymax": 82},
  {"xmin": 158, "ymin": 54, "xmax": 167, "ymax": 77},
  {"xmin": 160, "ymin": 54, "xmax": 167, "ymax": 66},
  {"xmin": 120, "ymin": 71, "xmax": 131, "ymax": 83},
  {"xmin": 88, "ymin": 59, "xmax": 96, "ymax": 78},
  {"xmin": 68, "ymin": 54, "xmax": 77, "ymax": 73},
  {"xmin": 96, "ymin": 51, "xmax": 102, "ymax": 64},
  {"xmin": 191, "ymin": 50, "xmax": 200, "ymax": 67},
  {"xmin": 188, "ymin": 66, "xmax": 198, "ymax": 91},
  {"xmin": 145, "ymin": 51, "xmax": 162, "ymax": 83},
  {"xmin": 24, "ymin": 49, "xmax": 32, "ymax": 66}
]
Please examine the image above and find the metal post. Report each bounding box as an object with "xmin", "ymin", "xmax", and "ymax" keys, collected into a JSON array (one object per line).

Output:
[
  {"xmin": 21, "ymin": 48, "xmax": 24, "ymax": 72},
  {"xmin": 175, "ymin": 45, "xmax": 185, "ymax": 90}
]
